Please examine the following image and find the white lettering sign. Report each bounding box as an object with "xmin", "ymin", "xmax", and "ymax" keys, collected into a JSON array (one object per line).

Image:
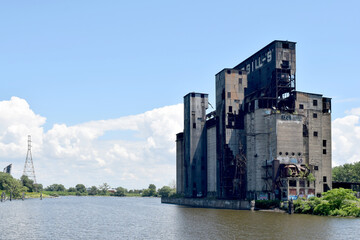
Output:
[{"xmin": 244, "ymin": 49, "xmax": 273, "ymax": 74}]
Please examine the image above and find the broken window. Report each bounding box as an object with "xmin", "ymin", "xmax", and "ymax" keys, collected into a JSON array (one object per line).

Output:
[
  {"xmin": 229, "ymin": 106, "xmax": 232, "ymax": 112},
  {"xmin": 289, "ymin": 180, "xmax": 297, "ymax": 187},
  {"xmin": 323, "ymin": 149, "xmax": 327, "ymax": 154},
  {"xmin": 313, "ymin": 100, "xmax": 318, "ymax": 106},
  {"xmin": 300, "ymin": 180, "xmax": 305, "ymax": 187},
  {"xmin": 239, "ymin": 78, "xmax": 242, "ymax": 85},
  {"xmin": 323, "ymin": 176, "xmax": 327, "ymax": 182},
  {"xmin": 193, "ymin": 123, "xmax": 196, "ymax": 129},
  {"xmin": 313, "ymin": 113, "xmax": 317, "ymax": 118},
  {"xmin": 299, "ymin": 104, "xmax": 304, "ymax": 109},
  {"xmin": 323, "ymin": 140, "xmax": 326, "ymax": 147},
  {"xmin": 227, "ymin": 92, "xmax": 231, "ymax": 98},
  {"xmin": 303, "ymin": 124, "xmax": 309, "ymax": 137},
  {"xmin": 314, "ymin": 131, "xmax": 318, "ymax": 137},
  {"xmin": 314, "ymin": 166, "xmax": 319, "ymax": 170},
  {"xmin": 282, "ymin": 43, "xmax": 289, "ymax": 49}
]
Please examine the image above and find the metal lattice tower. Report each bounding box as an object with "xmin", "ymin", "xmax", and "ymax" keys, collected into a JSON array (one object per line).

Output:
[{"xmin": 23, "ymin": 135, "xmax": 37, "ymax": 184}]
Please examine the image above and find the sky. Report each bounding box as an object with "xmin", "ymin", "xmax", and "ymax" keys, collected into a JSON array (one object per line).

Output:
[{"xmin": 1, "ymin": 1, "xmax": 360, "ymax": 189}]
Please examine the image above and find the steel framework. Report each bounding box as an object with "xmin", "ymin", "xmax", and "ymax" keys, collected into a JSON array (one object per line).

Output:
[{"xmin": 23, "ymin": 135, "xmax": 37, "ymax": 184}]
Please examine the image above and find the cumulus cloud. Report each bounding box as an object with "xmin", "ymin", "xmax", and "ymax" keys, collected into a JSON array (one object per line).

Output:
[
  {"xmin": 0, "ymin": 97, "xmax": 183, "ymax": 189},
  {"xmin": 2, "ymin": 96, "xmax": 360, "ymax": 188},
  {"xmin": 332, "ymin": 108, "xmax": 360, "ymax": 166}
]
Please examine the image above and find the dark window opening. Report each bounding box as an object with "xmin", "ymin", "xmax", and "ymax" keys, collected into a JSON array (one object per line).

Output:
[
  {"xmin": 239, "ymin": 78, "xmax": 242, "ymax": 85},
  {"xmin": 313, "ymin": 100, "xmax": 318, "ymax": 106},
  {"xmin": 226, "ymin": 70, "xmax": 231, "ymax": 74},
  {"xmin": 317, "ymin": 193, "xmax": 322, "ymax": 197},
  {"xmin": 300, "ymin": 180, "xmax": 305, "ymax": 187},
  {"xmin": 314, "ymin": 131, "xmax": 318, "ymax": 137},
  {"xmin": 323, "ymin": 176, "xmax": 327, "ymax": 183},
  {"xmin": 193, "ymin": 123, "xmax": 196, "ymax": 128},
  {"xmin": 281, "ymin": 60, "xmax": 289, "ymax": 69},
  {"xmin": 289, "ymin": 180, "xmax": 297, "ymax": 187},
  {"xmin": 227, "ymin": 92, "xmax": 231, "ymax": 98},
  {"xmin": 279, "ymin": 152, "xmax": 282, "ymax": 155},
  {"xmin": 323, "ymin": 140, "xmax": 327, "ymax": 147},
  {"xmin": 191, "ymin": 93, "xmax": 195, "ymax": 97},
  {"xmin": 201, "ymin": 94, "xmax": 204, "ymax": 98},
  {"xmin": 299, "ymin": 104, "xmax": 304, "ymax": 109},
  {"xmin": 307, "ymin": 181, "xmax": 310, "ymax": 187},
  {"xmin": 282, "ymin": 43, "xmax": 289, "ymax": 49},
  {"xmin": 285, "ymin": 152, "xmax": 289, "ymax": 155},
  {"xmin": 303, "ymin": 124, "xmax": 309, "ymax": 137},
  {"xmin": 229, "ymin": 106, "xmax": 232, "ymax": 112},
  {"xmin": 323, "ymin": 149, "xmax": 327, "ymax": 154},
  {"xmin": 292, "ymin": 152, "xmax": 295, "ymax": 156},
  {"xmin": 313, "ymin": 113, "xmax": 318, "ymax": 118},
  {"xmin": 314, "ymin": 166, "xmax": 319, "ymax": 170}
]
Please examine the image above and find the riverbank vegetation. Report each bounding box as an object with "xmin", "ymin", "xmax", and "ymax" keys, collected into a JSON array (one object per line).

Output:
[
  {"xmin": 293, "ymin": 188, "xmax": 360, "ymax": 217},
  {"xmin": 1, "ymin": 171, "xmax": 176, "ymax": 199}
]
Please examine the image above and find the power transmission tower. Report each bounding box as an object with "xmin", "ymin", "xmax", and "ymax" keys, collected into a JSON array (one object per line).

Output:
[{"xmin": 23, "ymin": 135, "xmax": 37, "ymax": 184}]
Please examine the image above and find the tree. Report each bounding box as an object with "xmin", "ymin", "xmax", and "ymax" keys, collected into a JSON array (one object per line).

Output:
[
  {"xmin": 158, "ymin": 186, "xmax": 172, "ymax": 197},
  {"xmin": 148, "ymin": 184, "xmax": 157, "ymax": 196},
  {"xmin": 88, "ymin": 186, "xmax": 98, "ymax": 195},
  {"xmin": 142, "ymin": 189, "xmax": 151, "ymax": 197},
  {"xmin": 0, "ymin": 173, "xmax": 27, "ymax": 198},
  {"xmin": 333, "ymin": 161, "xmax": 360, "ymax": 182},
  {"xmin": 113, "ymin": 187, "xmax": 127, "ymax": 197},
  {"xmin": 99, "ymin": 183, "xmax": 110, "ymax": 195},
  {"xmin": 0, "ymin": 172, "xmax": 14, "ymax": 190},
  {"xmin": 21, "ymin": 175, "xmax": 35, "ymax": 192},
  {"xmin": 45, "ymin": 184, "xmax": 66, "ymax": 192},
  {"xmin": 68, "ymin": 187, "xmax": 76, "ymax": 192},
  {"xmin": 34, "ymin": 183, "xmax": 43, "ymax": 191},
  {"xmin": 142, "ymin": 184, "xmax": 157, "ymax": 197},
  {"xmin": 322, "ymin": 188, "xmax": 357, "ymax": 210},
  {"xmin": 75, "ymin": 184, "xmax": 87, "ymax": 193}
]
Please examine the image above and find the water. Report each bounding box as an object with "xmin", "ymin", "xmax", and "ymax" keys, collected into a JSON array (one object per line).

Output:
[{"xmin": 1, "ymin": 196, "xmax": 359, "ymax": 240}]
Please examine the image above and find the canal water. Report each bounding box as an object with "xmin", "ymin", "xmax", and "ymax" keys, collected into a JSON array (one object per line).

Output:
[{"xmin": 0, "ymin": 196, "xmax": 359, "ymax": 239}]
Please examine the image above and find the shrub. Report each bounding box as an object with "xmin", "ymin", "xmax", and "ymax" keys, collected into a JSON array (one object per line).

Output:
[{"xmin": 313, "ymin": 200, "xmax": 331, "ymax": 215}]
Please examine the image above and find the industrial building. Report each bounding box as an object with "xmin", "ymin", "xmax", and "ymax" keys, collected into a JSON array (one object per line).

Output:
[{"xmin": 176, "ymin": 40, "xmax": 332, "ymax": 200}]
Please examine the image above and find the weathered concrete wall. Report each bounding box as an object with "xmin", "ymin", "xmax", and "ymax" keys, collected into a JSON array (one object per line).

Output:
[
  {"xmin": 295, "ymin": 92, "xmax": 332, "ymax": 195},
  {"xmin": 206, "ymin": 124, "xmax": 217, "ymax": 194},
  {"xmin": 183, "ymin": 93, "xmax": 208, "ymax": 197},
  {"xmin": 161, "ymin": 197, "xmax": 250, "ymax": 210},
  {"xmin": 176, "ymin": 132, "xmax": 184, "ymax": 194}
]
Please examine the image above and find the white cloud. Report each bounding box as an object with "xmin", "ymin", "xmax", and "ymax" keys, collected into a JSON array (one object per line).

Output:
[
  {"xmin": 332, "ymin": 108, "xmax": 360, "ymax": 166},
  {"xmin": 3, "ymin": 97, "xmax": 360, "ymax": 188},
  {"xmin": 0, "ymin": 97, "xmax": 183, "ymax": 189}
]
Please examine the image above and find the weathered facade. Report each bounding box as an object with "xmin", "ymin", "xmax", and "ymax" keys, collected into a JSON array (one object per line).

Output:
[{"xmin": 176, "ymin": 40, "xmax": 332, "ymax": 200}]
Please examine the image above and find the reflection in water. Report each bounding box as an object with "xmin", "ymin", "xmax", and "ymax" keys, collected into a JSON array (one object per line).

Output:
[{"xmin": 0, "ymin": 197, "xmax": 359, "ymax": 240}]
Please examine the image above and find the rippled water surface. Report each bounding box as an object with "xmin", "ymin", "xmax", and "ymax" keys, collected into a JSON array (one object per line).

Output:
[{"xmin": 1, "ymin": 196, "xmax": 360, "ymax": 239}]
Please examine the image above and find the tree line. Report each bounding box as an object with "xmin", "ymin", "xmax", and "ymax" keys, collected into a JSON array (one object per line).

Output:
[
  {"xmin": 1, "ymin": 172, "xmax": 176, "ymax": 199},
  {"xmin": 44, "ymin": 183, "xmax": 176, "ymax": 198},
  {"xmin": 332, "ymin": 161, "xmax": 360, "ymax": 182}
]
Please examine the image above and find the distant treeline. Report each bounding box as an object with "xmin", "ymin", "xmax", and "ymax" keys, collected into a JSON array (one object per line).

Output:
[
  {"xmin": 43, "ymin": 182, "xmax": 176, "ymax": 198},
  {"xmin": 0, "ymin": 172, "xmax": 176, "ymax": 199},
  {"xmin": 333, "ymin": 161, "xmax": 360, "ymax": 182}
]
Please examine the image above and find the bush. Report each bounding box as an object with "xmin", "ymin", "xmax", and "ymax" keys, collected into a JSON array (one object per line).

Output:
[{"xmin": 313, "ymin": 200, "xmax": 331, "ymax": 215}]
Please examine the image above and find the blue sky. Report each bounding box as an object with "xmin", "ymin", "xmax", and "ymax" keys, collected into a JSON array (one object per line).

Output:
[{"xmin": 1, "ymin": 1, "xmax": 360, "ymax": 189}]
